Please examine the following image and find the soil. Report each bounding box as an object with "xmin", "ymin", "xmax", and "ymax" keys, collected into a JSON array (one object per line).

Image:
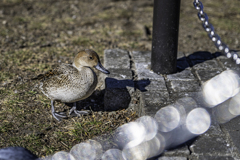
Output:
[{"xmin": 0, "ymin": 0, "xmax": 240, "ymax": 158}]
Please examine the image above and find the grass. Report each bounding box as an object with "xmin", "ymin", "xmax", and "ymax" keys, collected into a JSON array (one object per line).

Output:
[
  {"xmin": 95, "ymin": 8, "xmax": 132, "ymax": 21},
  {"xmin": 0, "ymin": 28, "xmax": 8, "ymax": 37},
  {"xmin": 13, "ymin": 16, "xmax": 29, "ymax": 23},
  {"xmin": 0, "ymin": 74, "xmax": 138, "ymax": 157},
  {"xmin": 1, "ymin": 0, "xmax": 23, "ymax": 4},
  {"xmin": 1, "ymin": 0, "xmax": 240, "ymax": 158},
  {"xmin": 72, "ymin": 37, "xmax": 92, "ymax": 46}
]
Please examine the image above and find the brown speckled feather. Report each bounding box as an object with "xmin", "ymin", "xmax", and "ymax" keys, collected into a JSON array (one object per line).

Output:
[
  {"xmin": 32, "ymin": 69, "xmax": 61, "ymax": 81},
  {"xmin": 32, "ymin": 64, "xmax": 76, "ymax": 81},
  {"xmin": 35, "ymin": 63, "xmax": 97, "ymax": 103}
]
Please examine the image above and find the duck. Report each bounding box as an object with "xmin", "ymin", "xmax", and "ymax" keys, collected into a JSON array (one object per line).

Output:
[{"xmin": 32, "ymin": 49, "xmax": 110, "ymax": 121}]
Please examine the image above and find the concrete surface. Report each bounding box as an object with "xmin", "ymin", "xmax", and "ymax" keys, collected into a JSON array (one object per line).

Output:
[{"xmin": 104, "ymin": 48, "xmax": 240, "ymax": 160}]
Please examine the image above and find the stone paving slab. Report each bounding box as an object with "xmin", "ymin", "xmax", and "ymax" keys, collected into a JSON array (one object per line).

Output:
[
  {"xmin": 221, "ymin": 116, "xmax": 240, "ymax": 155},
  {"xmin": 192, "ymin": 59, "xmax": 221, "ymax": 70},
  {"xmin": 139, "ymin": 91, "xmax": 169, "ymax": 117},
  {"xmin": 158, "ymin": 157, "xmax": 187, "ymax": 160},
  {"xmin": 189, "ymin": 135, "xmax": 233, "ymax": 156},
  {"xmin": 195, "ymin": 69, "xmax": 223, "ymax": 82},
  {"xmin": 189, "ymin": 155, "xmax": 235, "ymax": 160},
  {"xmin": 167, "ymin": 80, "xmax": 201, "ymax": 93},
  {"xmin": 143, "ymin": 79, "xmax": 168, "ymax": 91},
  {"xmin": 103, "ymin": 49, "xmax": 240, "ymax": 160},
  {"xmin": 104, "ymin": 49, "xmax": 134, "ymax": 111},
  {"xmin": 218, "ymin": 56, "xmax": 240, "ymax": 71},
  {"xmin": 167, "ymin": 69, "xmax": 196, "ymax": 80},
  {"xmin": 104, "ymin": 49, "xmax": 131, "ymax": 69}
]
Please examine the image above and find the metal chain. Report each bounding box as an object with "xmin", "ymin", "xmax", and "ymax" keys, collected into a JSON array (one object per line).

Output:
[{"xmin": 193, "ymin": 0, "xmax": 240, "ymax": 64}]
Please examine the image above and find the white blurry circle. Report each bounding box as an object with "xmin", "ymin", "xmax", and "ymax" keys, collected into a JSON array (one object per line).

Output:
[
  {"xmin": 202, "ymin": 70, "xmax": 240, "ymax": 107},
  {"xmin": 147, "ymin": 133, "xmax": 165, "ymax": 158},
  {"xmin": 122, "ymin": 141, "xmax": 150, "ymax": 160},
  {"xmin": 116, "ymin": 122, "xmax": 146, "ymax": 149},
  {"xmin": 101, "ymin": 149, "xmax": 125, "ymax": 160},
  {"xmin": 52, "ymin": 151, "xmax": 76, "ymax": 160},
  {"xmin": 136, "ymin": 116, "xmax": 158, "ymax": 141},
  {"xmin": 229, "ymin": 92, "xmax": 240, "ymax": 116},
  {"xmin": 70, "ymin": 143, "xmax": 95, "ymax": 160},
  {"xmin": 85, "ymin": 140, "xmax": 103, "ymax": 158},
  {"xmin": 186, "ymin": 108, "xmax": 211, "ymax": 135},
  {"xmin": 154, "ymin": 106, "xmax": 180, "ymax": 132}
]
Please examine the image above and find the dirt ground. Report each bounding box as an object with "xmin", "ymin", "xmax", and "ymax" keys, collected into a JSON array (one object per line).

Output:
[{"xmin": 0, "ymin": 0, "xmax": 240, "ymax": 157}]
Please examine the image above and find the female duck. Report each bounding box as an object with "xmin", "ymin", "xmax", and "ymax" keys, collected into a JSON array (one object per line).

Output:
[{"xmin": 33, "ymin": 49, "xmax": 110, "ymax": 121}]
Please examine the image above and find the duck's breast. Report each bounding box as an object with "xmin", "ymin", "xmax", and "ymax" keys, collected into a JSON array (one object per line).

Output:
[
  {"xmin": 40, "ymin": 65, "xmax": 97, "ymax": 102},
  {"xmin": 69, "ymin": 67, "xmax": 98, "ymax": 102}
]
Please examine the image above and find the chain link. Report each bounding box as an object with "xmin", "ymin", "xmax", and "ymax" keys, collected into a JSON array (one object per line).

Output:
[{"xmin": 193, "ymin": 0, "xmax": 240, "ymax": 64}]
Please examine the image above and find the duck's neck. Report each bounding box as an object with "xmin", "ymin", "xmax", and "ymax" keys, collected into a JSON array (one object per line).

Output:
[
  {"xmin": 73, "ymin": 63, "xmax": 83, "ymax": 71},
  {"xmin": 72, "ymin": 62, "xmax": 77, "ymax": 69},
  {"xmin": 73, "ymin": 62, "xmax": 94, "ymax": 72}
]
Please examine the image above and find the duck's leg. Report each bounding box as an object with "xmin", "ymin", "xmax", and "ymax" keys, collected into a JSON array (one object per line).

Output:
[
  {"xmin": 51, "ymin": 100, "xmax": 67, "ymax": 121},
  {"xmin": 69, "ymin": 102, "xmax": 89, "ymax": 117}
]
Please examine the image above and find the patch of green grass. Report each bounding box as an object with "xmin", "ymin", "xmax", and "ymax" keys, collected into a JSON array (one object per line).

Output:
[
  {"xmin": 71, "ymin": 119, "xmax": 114, "ymax": 139},
  {"xmin": 27, "ymin": 90, "xmax": 37, "ymax": 95},
  {"xmin": 95, "ymin": 9, "xmax": 132, "ymax": 21},
  {"xmin": 0, "ymin": 28, "xmax": 8, "ymax": 37},
  {"xmin": 118, "ymin": 9, "xmax": 133, "ymax": 19},
  {"xmin": 1, "ymin": 0, "xmax": 23, "ymax": 4},
  {"xmin": 29, "ymin": 21, "xmax": 44, "ymax": 30},
  {"xmin": 13, "ymin": 16, "xmax": 29, "ymax": 23},
  {"xmin": 118, "ymin": 30, "xmax": 143, "ymax": 37},
  {"xmin": 37, "ymin": 63, "xmax": 52, "ymax": 72},
  {"xmin": 29, "ymin": 20, "xmax": 48, "ymax": 30},
  {"xmin": 143, "ymin": 6, "xmax": 153, "ymax": 13},
  {"xmin": 212, "ymin": 18, "xmax": 240, "ymax": 33},
  {"xmin": 96, "ymin": 10, "xmax": 115, "ymax": 21},
  {"xmin": 72, "ymin": 37, "xmax": 92, "ymax": 46},
  {"xmin": 0, "ymin": 71, "xmax": 16, "ymax": 82},
  {"xmin": 3, "ymin": 50, "xmax": 33, "ymax": 66},
  {"xmin": 42, "ymin": 146, "xmax": 57, "ymax": 156},
  {"xmin": 72, "ymin": 37, "xmax": 105, "ymax": 57},
  {"xmin": 5, "ymin": 134, "xmax": 47, "ymax": 154},
  {"xmin": 0, "ymin": 122, "xmax": 14, "ymax": 133},
  {"xmin": 24, "ymin": 134, "xmax": 43, "ymax": 147}
]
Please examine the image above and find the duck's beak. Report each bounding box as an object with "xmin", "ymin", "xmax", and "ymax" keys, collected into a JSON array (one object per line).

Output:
[{"xmin": 95, "ymin": 62, "xmax": 110, "ymax": 74}]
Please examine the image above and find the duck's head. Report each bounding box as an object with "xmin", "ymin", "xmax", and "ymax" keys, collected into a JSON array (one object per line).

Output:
[{"xmin": 73, "ymin": 49, "xmax": 110, "ymax": 74}]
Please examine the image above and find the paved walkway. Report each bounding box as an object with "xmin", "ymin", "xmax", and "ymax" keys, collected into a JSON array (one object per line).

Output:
[{"xmin": 104, "ymin": 49, "xmax": 240, "ymax": 160}]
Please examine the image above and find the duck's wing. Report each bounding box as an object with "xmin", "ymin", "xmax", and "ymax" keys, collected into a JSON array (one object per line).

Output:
[{"xmin": 31, "ymin": 64, "xmax": 77, "ymax": 81}]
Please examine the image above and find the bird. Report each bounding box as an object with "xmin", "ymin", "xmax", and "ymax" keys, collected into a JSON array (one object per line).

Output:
[{"xmin": 32, "ymin": 49, "xmax": 110, "ymax": 121}]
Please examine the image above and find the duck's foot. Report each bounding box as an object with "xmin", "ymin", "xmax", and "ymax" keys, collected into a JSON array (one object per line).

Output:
[
  {"xmin": 69, "ymin": 106, "xmax": 89, "ymax": 117},
  {"xmin": 52, "ymin": 112, "xmax": 67, "ymax": 121},
  {"xmin": 51, "ymin": 100, "xmax": 67, "ymax": 122}
]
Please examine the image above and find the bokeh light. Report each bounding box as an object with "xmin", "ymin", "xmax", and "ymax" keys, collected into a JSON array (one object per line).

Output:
[
  {"xmin": 154, "ymin": 97, "xmax": 209, "ymax": 149},
  {"xmin": 51, "ymin": 151, "xmax": 75, "ymax": 160},
  {"xmin": 136, "ymin": 116, "xmax": 158, "ymax": 141},
  {"xmin": 146, "ymin": 133, "xmax": 165, "ymax": 158},
  {"xmin": 115, "ymin": 122, "xmax": 146, "ymax": 149},
  {"xmin": 202, "ymin": 70, "xmax": 240, "ymax": 107},
  {"xmin": 229, "ymin": 92, "xmax": 240, "ymax": 116},
  {"xmin": 154, "ymin": 106, "xmax": 180, "ymax": 132},
  {"xmin": 101, "ymin": 149, "xmax": 125, "ymax": 160},
  {"xmin": 186, "ymin": 108, "xmax": 211, "ymax": 134},
  {"xmin": 70, "ymin": 140, "xmax": 102, "ymax": 160},
  {"xmin": 213, "ymin": 91, "xmax": 240, "ymax": 124},
  {"xmin": 122, "ymin": 140, "xmax": 150, "ymax": 160}
]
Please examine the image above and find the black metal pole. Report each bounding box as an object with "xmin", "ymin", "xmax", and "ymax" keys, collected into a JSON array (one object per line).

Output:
[{"xmin": 151, "ymin": 0, "xmax": 181, "ymax": 74}]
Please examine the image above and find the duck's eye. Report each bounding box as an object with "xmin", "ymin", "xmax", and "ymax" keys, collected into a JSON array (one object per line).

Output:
[{"xmin": 89, "ymin": 57, "xmax": 93, "ymax": 60}]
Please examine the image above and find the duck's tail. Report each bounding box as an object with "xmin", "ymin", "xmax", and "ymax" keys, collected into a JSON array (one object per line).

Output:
[{"xmin": 31, "ymin": 74, "xmax": 45, "ymax": 80}]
